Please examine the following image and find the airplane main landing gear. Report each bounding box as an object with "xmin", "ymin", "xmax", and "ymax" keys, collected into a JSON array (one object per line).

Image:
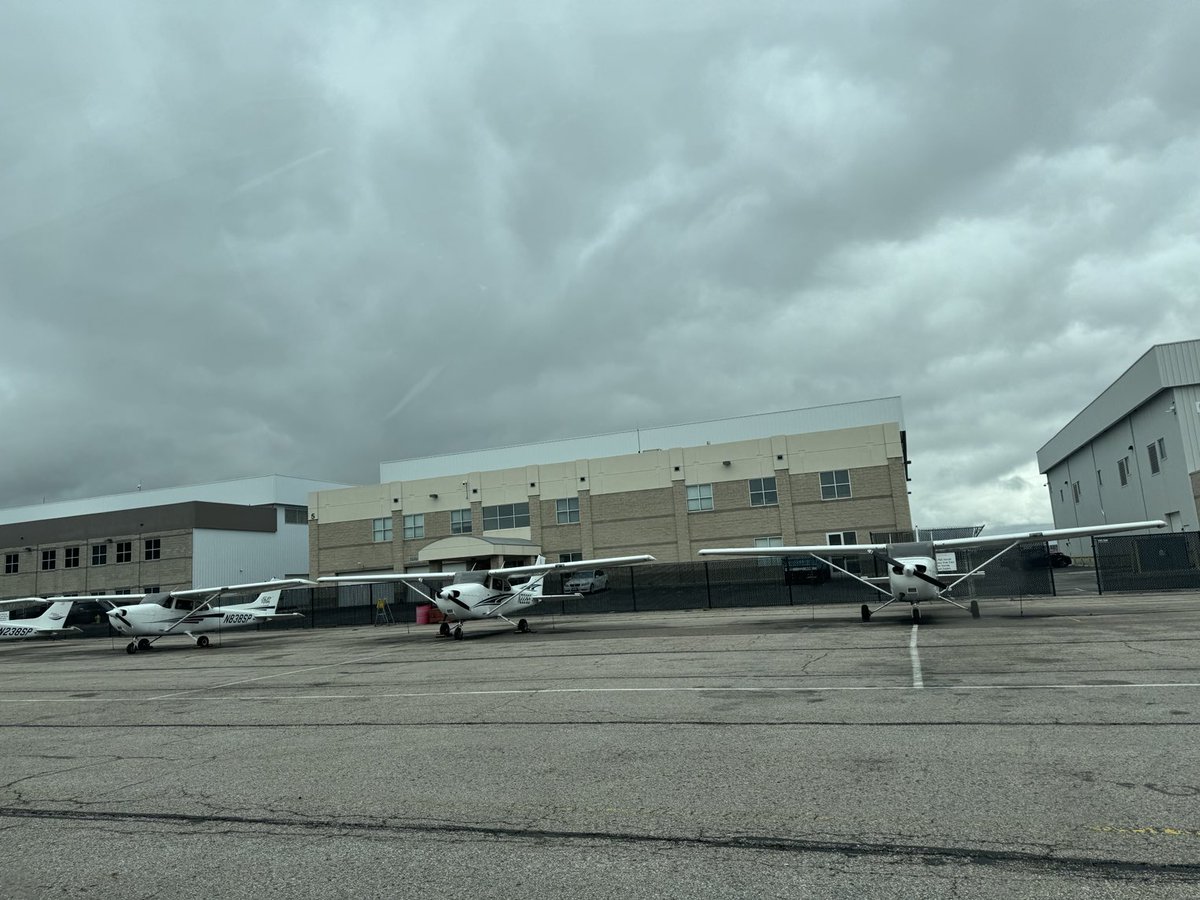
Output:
[
  {"xmin": 126, "ymin": 641, "xmax": 138, "ymax": 654},
  {"xmin": 860, "ymin": 605, "xmax": 871, "ymax": 622},
  {"xmin": 137, "ymin": 638, "xmax": 152, "ymax": 651},
  {"xmin": 438, "ymin": 622, "xmax": 450, "ymax": 637},
  {"xmin": 970, "ymin": 600, "xmax": 980, "ymax": 619},
  {"xmin": 453, "ymin": 625, "xmax": 464, "ymax": 640},
  {"xmin": 196, "ymin": 635, "xmax": 210, "ymax": 648},
  {"xmin": 517, "ymin": 618, "xmax": 529, "ymax": 633}
]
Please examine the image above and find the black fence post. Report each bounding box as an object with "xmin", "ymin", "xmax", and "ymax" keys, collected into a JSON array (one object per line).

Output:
[
  {"xmin": 704, "ymin": 562, "xmax": 712, "ymax": 609},
  {"xmin": 1092, "ymin": 536, "xmax": 1103, "ymax": 595},
  {"xmin": 629, "ymin": 566, "xmax": 637, "ymax": 613}
]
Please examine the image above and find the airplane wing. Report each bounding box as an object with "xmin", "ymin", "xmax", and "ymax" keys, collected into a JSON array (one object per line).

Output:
[
  {"xmin": 699, "ymin": 520, "xmax": 1167, "ymax": 560},
  {"xmin": 489, "ymin": 554, "xmax": 656, "ymax": 577},
  {"xmin": 1, "ymin": 598, "xmax": 52, "ymax": 611},
  {"xmin": 316, "ymin": 573, "xmax": 458, "ymax": 604},
  {"xmin": 2, "ymin": 595, "xmax": 146, "ymax": 609},
  {"xmin": 170, "ymin": 578, "xmax": 317, "ymax": 601},
  {"xmin": 317, "ymin": 573, "xmax": 458, "ymax": 584},
  {"xmin": 930, "ymin": 519, "xmax": 1166, "ymax": 550},
  {"xmin": 698, "ymin": 545, "xmax": 882, "ymax": 558}
]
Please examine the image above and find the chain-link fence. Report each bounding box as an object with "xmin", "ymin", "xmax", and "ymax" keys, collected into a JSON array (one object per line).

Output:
[
  {"xmin": 280, "ymin": 533, "xmax": 1196, "ymax": 626},
  {"xmin": 15, "ymin": 532, "xmax": 1194, "ymax": 639}
]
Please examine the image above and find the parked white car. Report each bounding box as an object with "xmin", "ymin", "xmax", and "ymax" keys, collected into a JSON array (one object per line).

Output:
[{"xmin": 563, "ymin": 569, "xmax": 608, "ymax": 594}]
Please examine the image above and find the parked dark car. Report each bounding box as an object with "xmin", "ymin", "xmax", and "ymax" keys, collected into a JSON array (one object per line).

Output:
[
  {"xmin": 1002, "ymin": 546, "xmax": 1072, "ymax": 569},
  {"xmin": 784, "ymin": 556, "xmax": 832, "ymax": 585}
]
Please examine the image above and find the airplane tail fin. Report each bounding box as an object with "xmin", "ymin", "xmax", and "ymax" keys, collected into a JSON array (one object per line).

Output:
[
  {"xmin": 529, "ymin": 556, "xmax": 547, "ymax": 596},
  {"xmin": 253, "ymin": 589, "xmax": 284, "ymax": 612},
  {"xmin": 33, "ymin": 601, "xmax": 75, "ymax": 631}
]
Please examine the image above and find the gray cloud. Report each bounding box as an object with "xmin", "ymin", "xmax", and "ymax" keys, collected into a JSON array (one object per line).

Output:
[{"xmin": 2, "ymin": 0, "xmax": 1198, "ymax": 533}]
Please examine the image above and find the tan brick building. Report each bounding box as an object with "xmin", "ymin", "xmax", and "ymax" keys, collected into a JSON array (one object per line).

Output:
[{"xmin": 309, "ymin": 399, "xmax": 913, "ymax": 575}]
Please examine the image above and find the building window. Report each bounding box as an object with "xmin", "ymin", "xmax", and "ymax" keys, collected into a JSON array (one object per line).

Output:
[
  {"xmin": 559, "ymin": 551, "xmax": 583, "ymax": 563},
  {"xmin": 451, "ymin": 509, "xmax": 472, "ymax": 534},
  {"xmin": 283, "ymin": 505, "xmax": 308, "ymax": 525},
  {"xmin": 827, "ymin": 531, "xmax": 861, "ymax": 574},
  {"xmin": 1118, "ymin": 457, "xmax": 1129, "ymax": 487},
  {"xmin": 92, "ymin": 544, "xmax": 107, "ymax": 566},
  {"xmin": 64, "ymin": 547, "xmax": 80, "ymax": 568},
  {"xmin": 41, "ymin": 550, "xmax": 56, "ymax": 571},
  {"xmin": 116, "ymin": 541, "xmax": 132, "ymax": 564},
  {"xmin": 556, "ymin": 498, "xmax": 580, "ymax": 524},
  {"xmin": 372, "ymin": 517, "xmax": 393, "ymax": 542},
  {"xmin": 749, "ymin": 477, "xmax": 778, "ymax": 507},
  {"xmin": 4, "ymin": 553, "xmax": 17, "ymax": 575},
  {"xmin": 1158, "ymin": 437, "xmax": 1167, "ymax": 460},
  {"xmin": 144, "ymin": 539, "xmax": 161, "ymax": 561},
  {"xmin": 687, "ymin": 483, "xmax": 714, "ymax": 512},
  {"xmin": 820, "ymin": 470, "xmax": 852, "ymax": 500},
  {"xmin": 403, "ymin": 514, "xmax": 424, "ymax": 540},
  {"xmin": 753, "ymin": 536, "xmax": 782, "ymax": 566},
  {"xmin": 1147, "ymin": 442, "xmax": 1160, "ymax": 476},
  {"xmin": 483, "ymin": 503, "xmax": 530, "ymax": 530}
]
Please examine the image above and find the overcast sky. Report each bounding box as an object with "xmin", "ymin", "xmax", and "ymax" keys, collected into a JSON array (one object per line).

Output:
[{"xmin": 2, "ymin": 1, "xmax": 1197, "ymax": 533}]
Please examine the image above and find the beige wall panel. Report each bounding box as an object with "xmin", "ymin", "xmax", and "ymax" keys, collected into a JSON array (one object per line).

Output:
[
  {"xmin": 588, "ymin": 450, "xmax": 674, "ymax": 495},
  {"xmin": 314, "ymin": 484, "xmax": 391, "ymax": 525},
  {"xmin": 538, "ymin": 461, "xmax": 585, "ymax": 501}
]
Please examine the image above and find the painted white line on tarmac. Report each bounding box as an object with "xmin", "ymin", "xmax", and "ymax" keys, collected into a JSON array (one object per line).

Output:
[
  {"xmin": 6, "ymin": 682, "xmax": 1200, "ymax": 704},
  {"xmin": 910, "ymin": 624, "xmax": 923, "ymax": 689}
]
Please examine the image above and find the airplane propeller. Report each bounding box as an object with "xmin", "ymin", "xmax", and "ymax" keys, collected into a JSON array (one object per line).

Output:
[
  {"xmin": 871, "ymin": 551, "xmax": 949, "ymax": 590},
  {"xmin": 438, "ymin": 588, "xmax": 470, "ymax": 611}
]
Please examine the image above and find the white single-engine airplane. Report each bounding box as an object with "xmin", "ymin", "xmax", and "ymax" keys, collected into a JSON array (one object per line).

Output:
[
  {"xmin": 103, "ymin": 578, "xmax": 314, "ymax": 654},
  {"xmin": 700, "ymin": 520, "xmax": 1166, "ymax": 623},
  {"xmin": 0, "ymin": 598, "xmax": 81, "ymax": 641},
  {"xmin": 320, "ymin": 554, "xmax": 654, "ymax": 639}
]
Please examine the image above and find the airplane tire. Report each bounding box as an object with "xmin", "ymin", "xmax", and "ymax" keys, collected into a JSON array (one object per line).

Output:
[
  {"xmin": 137, "ymin": 638, "xmax": 152, "ymax": 651},
  {"xmin": 438, "ymin": 622, "xmax": 450, "ymax": 637},
  {"xmin": 126, "ymin": 642, "xmax": 138, "ymax": 655},
  {"xmin": 860, "ymin": 605, "xmax": 871, "ymax": 622},
  {"xmin": 517, "ymin": 619, "xmax": 528, "ymax": 633},
  {"xmin": 197, "ymin": 635, "xmax": 210, "ymax": 648},
  {"xmin": 970, "ymin": 600, "xmax": 980, "ymax": 619},
  {"xmin": 453, "ymin": 626, "xmax": 463, "ymax": 640},
  {"xmin": 912, "ymin": 607, "xmax": 921, "ymax": 623}
]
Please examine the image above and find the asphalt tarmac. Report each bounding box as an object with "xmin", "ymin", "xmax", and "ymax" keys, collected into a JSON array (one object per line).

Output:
[{"xmin": 3, "ymin": 592, "xmax": 1199, "ymax": 899}]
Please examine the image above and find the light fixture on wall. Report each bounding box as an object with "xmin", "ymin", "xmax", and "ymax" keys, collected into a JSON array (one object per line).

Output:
[
  {"xmin": 722, "ymin": 460, "xmax": 731, "ymax": 466},
  {"xmin": 429, "ymin": 493, "xmax": 438, "ymax": 499}
]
